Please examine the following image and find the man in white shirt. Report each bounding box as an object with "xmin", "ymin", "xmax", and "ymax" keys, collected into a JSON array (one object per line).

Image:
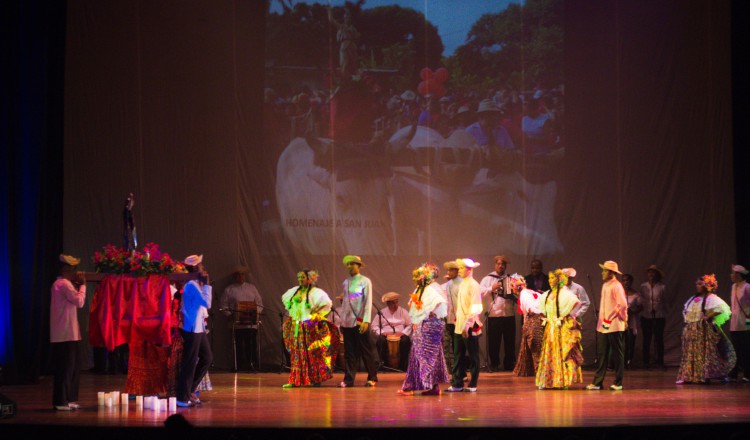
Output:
[
  {"xmin": 639, "ymin": 264, "xmax": 668, "ymax": 369},
  {"xmin": 339, "ymin": 255, "xmax": 379, "ymax": 388},
  {"xmin": 562, "ymin": 268, "xmax": 591, "ymax": 320},
  {"xmin": 479, "ymin": 255, "xmax": 516, "ymax": 372},
  {"xmin": 729, "ymin": 264, "xmax": 750, "ymax": 382},
  {"xmin": 447, "ymin": 258, "xmax": 484, "ymax": 392},
  {"xmin": 371, "ymin": 292, "xmax": 412, "ymax": 371},
  {"xmin": 220, "ymin": 265, "xmax": 263, "ymax": 372},
  {"xmin": 441, "ymin": 260, "xmax": 463, "ymax": 372},
  {"xmin": 50, "ymin": 254, "xmax": 86, "ymax": 411}
]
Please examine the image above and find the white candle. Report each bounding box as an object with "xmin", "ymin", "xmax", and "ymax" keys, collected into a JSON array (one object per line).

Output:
[
  {"xmin": 168, "ymin": 397, "xmax": 176, "ymax": 412},
  {"xmin": 112, "ymin": 391, "xmax": 120, "ymax": 406},
  {"xmin": 159, "ymin": 399, "xmax": 167, "ymax": 412},
  {"xmin": 105, "ymin": 393, "xmax": 113, "ymax": 408},
  {"xmin": 121, "ymin": 393, "xmax": 129, "ymax": 405},
  {"xmin": 135, "ymin": 395, "xmax": 143, "ymax": 409},
  {"xmin": 97, "ymin": 392, "xmax": 105, "ymax": 406},
  {"xmin": 144, "ymin": 396, "xmax": 152, "ymax": 409}
]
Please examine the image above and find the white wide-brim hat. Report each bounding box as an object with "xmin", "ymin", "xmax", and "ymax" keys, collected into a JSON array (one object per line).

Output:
[
  {"xmin": 184, "ymin": 254, "xmax": 203, "ymax": 267},
  {"xmin": 461, "ymin": 258, "xmax": 481, "ymax": 268}
]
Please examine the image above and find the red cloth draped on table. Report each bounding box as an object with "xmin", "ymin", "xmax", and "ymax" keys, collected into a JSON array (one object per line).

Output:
[{"xmin": 89, "ymin": 274, "xmax": 172, "ymax": 351}]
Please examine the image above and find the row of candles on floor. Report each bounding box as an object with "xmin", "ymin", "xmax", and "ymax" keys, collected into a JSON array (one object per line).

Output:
[{"xmin": 97, "ymin": 391, "xmax": 177, "ymax": 412}]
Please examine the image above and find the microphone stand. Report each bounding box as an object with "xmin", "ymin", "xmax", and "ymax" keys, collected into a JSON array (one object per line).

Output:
[
  {"xmin": 587, "ymin": 274, "xmax": 600, "ymax": 368},
  {"xmin": 258, "ymin": 304, "xmax": 290, "ymax": 374},
  {"xmin": 372, "ymin": 303, "xmax": 404, "ymax": 373}
]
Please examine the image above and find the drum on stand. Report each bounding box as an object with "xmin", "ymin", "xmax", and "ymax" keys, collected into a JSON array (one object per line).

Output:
[
  {"xmin": 232, "ymin": 301, "xmax": 260, "ymax": 371},
  {"xmin": 386, "ymin": 334, "xmax": 402, "ymax": 369}
]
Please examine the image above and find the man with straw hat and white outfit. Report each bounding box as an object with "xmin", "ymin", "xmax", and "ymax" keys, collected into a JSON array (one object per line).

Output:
[
  {"xmin": 339, "ymin": 255, "xmax": 379, "ymax": 387},
  {"xmin": 50, "ymin": 254, "xmax": 86, "ymax": 410},
  {"xmin": 586, "ymin": 260, "xmax": 628, "ymax": 390},
  {"xmin": 562, "ymin": 268, "xmax": 591, "ymax": 321},
  {"xmin": 371, "ymin": 292, "xmax": 412, "ymax": 371},
  {"xmin": 220, "ymin": 265, "xmax": 263, "ymax": 372},
  {"xmin": 639, "ymin": 264, "xmax": 668, "ymax": 369}
]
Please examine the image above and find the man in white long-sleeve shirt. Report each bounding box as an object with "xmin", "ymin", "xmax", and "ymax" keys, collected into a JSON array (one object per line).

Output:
[
  {"xmin": 339, "ymin": 255, "xmax": 379, "ymax": 388},
  {"xmin": 479, "ymin": 255, "xmax": 516, "ymax": 372},
  {"xmin": 371, "ymin": 292, "xmax": 412, "ymax": 371},
  {"xmin": 50, "ymin": 254, "xmax": 86, "ymax": 411},
  {"xmin": 639, "ymin": 264, "xmax": 668, "ymax": 369},
  {"xmin": 441, "ymin": 260, "xmax": 463, "ymax": 372},
  {"xmin": 220, "ymin": 265, "xmax": 263, "ymax": 372},
  {"xmin": 562, "ymin": 268, "xmax": 591, "ymax": 320},
  {"xmin": 447, "ymin": 258, "xmax": 484, "ymax": 392}
]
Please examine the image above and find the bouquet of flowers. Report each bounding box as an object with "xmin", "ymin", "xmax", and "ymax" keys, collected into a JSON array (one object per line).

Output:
[{"xmin": 93, "ymin": 242, "xmax": 185, "ymax": 276}]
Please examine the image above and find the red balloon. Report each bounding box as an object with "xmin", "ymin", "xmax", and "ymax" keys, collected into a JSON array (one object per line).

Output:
[
  {"xmin": 434, "ymin": 67, "xmax": 449, "ymax": 83},
  {"xmin": 420, "ymin": 67, "xmax": 434, "ymax": 81},
  {"xmin": 433, "ymin": 83, "xmax": 446, "ymax": 98},
  {"xmin": 418, "ymin": 79, "xmax": 446, "ymax": 98}
]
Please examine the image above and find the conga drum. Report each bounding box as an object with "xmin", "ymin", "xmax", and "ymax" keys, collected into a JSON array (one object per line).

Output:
[{"xmin": 386, "ymin": 334, "xmax": 402, "ymax": 369}]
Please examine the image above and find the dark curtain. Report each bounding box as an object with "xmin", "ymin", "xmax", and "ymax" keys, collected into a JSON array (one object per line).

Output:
[{"xmin": 1, "ymin": 0, "xmax": 66, "ymax": 384}]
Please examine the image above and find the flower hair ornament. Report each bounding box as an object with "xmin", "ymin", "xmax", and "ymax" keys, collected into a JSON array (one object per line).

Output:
[
  {"xmin": 409, "ymin": 262, "xmax": 439, "ymax": 310},
  {"xmin": 412, "ymin": 262, "xmax": 439, "ymax": 286},
  {"xmin": 508, "ymin": 273, "xmax": 526, "ymax": 292},
  {"xmin": 298, "ymin": 269, "xmax": 319, "ymax": 285},
  {"xmin": 698, "ymin": 274, "xmax": 718, "ymax": 293},
  {"xmin": 548, "ymin": 269, "xmax": 568, "ymax": 292}
]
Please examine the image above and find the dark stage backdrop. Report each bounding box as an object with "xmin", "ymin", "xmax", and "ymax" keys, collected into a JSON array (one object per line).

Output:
[{"xmin": 59, "ymin": 0, "xmax": 735, "ymax": 371}]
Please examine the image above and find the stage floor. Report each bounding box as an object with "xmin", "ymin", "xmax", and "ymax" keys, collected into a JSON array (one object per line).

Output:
[{"xmin": 1, "ymin": 367, "xmax": 748, "ymax": 439}]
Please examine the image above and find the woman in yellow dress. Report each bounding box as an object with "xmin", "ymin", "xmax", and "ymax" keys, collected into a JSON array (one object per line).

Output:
[{"xmin": 535, "ymin": 269, "xmax": 584, "ymax": 389}]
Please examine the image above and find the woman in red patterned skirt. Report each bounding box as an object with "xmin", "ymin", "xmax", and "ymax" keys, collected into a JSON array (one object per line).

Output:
[{"xmin": 281, "ymin": 269, "xmax": 340, "ymax": 388}]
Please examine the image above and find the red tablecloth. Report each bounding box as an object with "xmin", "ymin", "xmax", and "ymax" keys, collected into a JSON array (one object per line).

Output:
[{"xmin": 89, "ymin": 274, "xmax": 172, "ymax": 351}]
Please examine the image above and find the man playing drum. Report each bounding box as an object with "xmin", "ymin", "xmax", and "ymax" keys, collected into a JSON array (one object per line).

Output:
[{"xmin": 371, "ymin": 292, "xmax": 412, "ymax": 371}]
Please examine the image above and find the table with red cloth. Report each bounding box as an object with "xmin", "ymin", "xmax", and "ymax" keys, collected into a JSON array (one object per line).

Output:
[{"xmin": 89, "ymin": 274, "xmax": 173, "ymax": 395}]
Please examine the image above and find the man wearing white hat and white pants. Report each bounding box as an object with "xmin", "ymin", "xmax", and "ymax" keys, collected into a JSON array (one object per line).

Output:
[
  {"xmin": 176, "ymin": 254, "xmax": 213, "ymax": 407},
  {"xmin": 586, "ymin": 260, "xmax": 628, "ymax": 390},
  {"xmin": 562, "ymin": 268, "xmax": 591, "ymax": 321},
  {"xmin": 729, "ymin": 264, "xmax": 750, "ymax": 382},
  {"xmin": 50, "ymin": 254, "xmax": 86, "ymax": 410}
]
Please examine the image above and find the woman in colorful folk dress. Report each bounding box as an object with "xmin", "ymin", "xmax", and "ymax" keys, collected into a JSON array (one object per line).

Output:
[
  {"xmin": 281, "ymin": 269, "xmax": 340, "ymax": 388},
  {"xmin": 398, "ymin": 262, "xmax": 450, "ymax": 396},
  {"xmin": 535, "ymin": 269, "xmax": 584, "ymax": 389},
  {"xmin": 512, "ymin": 274, "xmax": 545, "ymax": 376},
  {"xmin": 676, "ymin": 274, "xmax": 736, "ymax": 384}
]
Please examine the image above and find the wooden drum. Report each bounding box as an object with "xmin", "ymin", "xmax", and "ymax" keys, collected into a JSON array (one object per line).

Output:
[{"xmin": 386, "ymin": 334, "xmax": 402, "ymax": 369}]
